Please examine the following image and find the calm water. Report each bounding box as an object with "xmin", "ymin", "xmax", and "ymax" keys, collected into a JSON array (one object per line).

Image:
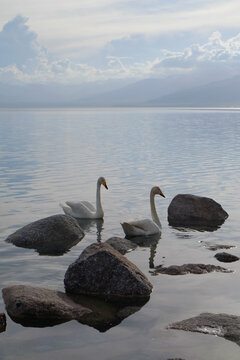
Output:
[{"xmin": 0, "ymin": 108, "xmax": 240, "ymax": 359}]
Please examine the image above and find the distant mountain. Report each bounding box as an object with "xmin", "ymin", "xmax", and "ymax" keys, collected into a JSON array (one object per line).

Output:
[
  {"xmin": 1, "ymin": 74, "xmax": 240, "ymax": 107},
  {"xmin": 148, "ymin": 76, "xmax": 240, "ymax": 107}
]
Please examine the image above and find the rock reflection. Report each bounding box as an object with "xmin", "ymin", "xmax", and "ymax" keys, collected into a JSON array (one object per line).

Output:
[
  {"xmin": 3, "ymin": 285, "xmax": 150, "ymax": 332},
  {"xmin": 76, "ymin": 219, "xmax": 104, "ymax": 242}
]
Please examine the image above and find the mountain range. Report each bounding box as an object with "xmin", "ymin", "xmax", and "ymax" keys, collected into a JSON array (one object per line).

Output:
[{"xmin": 1, "ymin": 74, "xmax": 240, "ymax": 108}]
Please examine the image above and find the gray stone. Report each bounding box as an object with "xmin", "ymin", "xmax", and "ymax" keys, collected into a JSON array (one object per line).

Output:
[
  {"xmin": 168, "ymin": 312, "xmax": 240, "ymax": 346},
  {"xmin": 64, "ymin": 242, "xmax": 153, "ymax": 301},
  {"xmin": 201, "ymin": 241, "xmax": 235, "ymax": 251},
  {"xmin": 105, "ymin": 237, "xmax": 137, "ymax": 255},
  {"xmin": 151, "ymin": 263, "xmax": 232, "ymax": 276},
  {"xmin": 6, "ymin": 214, "xmax": 85, "ymax": 255},
  {"xmin": 0, "ymin": 313, "xmax": 6, "ymax": 333},
  {"xmin": 214, "ymin": 252, "xmax": 239, "ymax": 263},
  {"xmin": 168, "ymin": 194, "xmax": 228, "ymax": 229},
  {"xmin": 2, "ymin": 285, "xmax": 149, "ymax": 331}
]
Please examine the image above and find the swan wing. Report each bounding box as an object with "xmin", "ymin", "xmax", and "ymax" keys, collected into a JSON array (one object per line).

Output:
[
  {"xmin": 81, "ymin": 201, "xmax": 96, "ymax": 212},
  {"xmin": 121, "ymin": 219, "xmax": 160, "ymax": 237},
  {"xmin": 65, "ymin": 201, "xmax": 95, "ymax": 218}
]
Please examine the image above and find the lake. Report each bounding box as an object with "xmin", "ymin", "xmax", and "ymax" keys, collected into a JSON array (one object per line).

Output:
[{"xmin": 0, "ymin": 107, "xmax": 239, "ymax": 359}]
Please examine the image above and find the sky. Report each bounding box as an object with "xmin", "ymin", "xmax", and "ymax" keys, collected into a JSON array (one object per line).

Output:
[{"xmin": 1, "ymin": 0, "xmax": 240, "ymax": 85}]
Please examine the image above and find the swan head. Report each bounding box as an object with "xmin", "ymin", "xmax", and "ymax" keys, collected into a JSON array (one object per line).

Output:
[
  {"xmin": 98, "ymin": 176, "xmax": 108, "ymax": 190},
  {"xmin": 152, "ymin": 186, "xmax": 165, "ymax": 198}
]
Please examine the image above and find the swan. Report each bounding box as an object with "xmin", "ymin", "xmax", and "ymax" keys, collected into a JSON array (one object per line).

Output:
[
  {"xmin": 60, "ymin": 177, "xmax": 108, "ymax": 219},
  {"xmin": 121, "ymin": 186, "xmax": 165, "ymax": 237}
]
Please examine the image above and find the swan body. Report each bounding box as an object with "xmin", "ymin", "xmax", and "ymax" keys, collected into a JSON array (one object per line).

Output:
[
  {"xmin": 60, "ymin": 177, "xmax": 108, "ymax": 219},
  {"xmin": 121, "ymin": 186, "xmax": 165, "ymax": 237}
]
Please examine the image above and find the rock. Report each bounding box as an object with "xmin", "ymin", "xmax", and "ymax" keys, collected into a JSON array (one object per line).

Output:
[
  {"xmin": 168, "ymin": 194, "xmax": 228, "ymax": 229},
  {"xmin": 168, "ymin": 312, "xmax": 240, "ymax": 346},
  {"xmin": 0, "ymin": 313, "xmax": 6, "ymax": 333},
  {"xmin": 105, "ymin": 237, "xmax": 137, "ymax": 255},
  {"xmin": 64, "ymin": 242, "xmax": 153, "ymax": 302},
  {"xmin": 2, "ymin": 285, "xmax": 149, "ymax": 331},
  {"xmin": 6, "ymin": 214, "xmax": 85, "ymax": 255},
  {"xmin": 201, "ymin": 241, "xmax": 235, "ymax": 251},
  {"xmin": 150, "ymin": 263, "xmax": 232, "ymax": 276},
  {"xmin": 214, "ymin": 252, "xmax": 239, "ymax": 263},
  {"xmin": 2, "ymin": 285, "xmax": 91, "ymax": 327}
]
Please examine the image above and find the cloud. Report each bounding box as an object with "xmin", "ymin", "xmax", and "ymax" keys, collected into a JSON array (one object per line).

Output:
[{"xmin": 1, "ymin": 15, "xmax": 240, "ymax": 85}]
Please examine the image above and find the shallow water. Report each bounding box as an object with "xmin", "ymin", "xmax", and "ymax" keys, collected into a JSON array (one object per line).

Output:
[{"xmin": 0, "ymin": 107, "xmax": 240, "ymax": 359}]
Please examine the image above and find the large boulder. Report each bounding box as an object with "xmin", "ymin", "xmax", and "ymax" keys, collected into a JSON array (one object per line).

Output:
[
  {"xmin": 64, "ymin": 242, "xmax": 153, "ymax": 302},
  {"xmin": 168, "ymin": 312, "xmax": 240, "ymax": 346},
  {"xmin": 168, "ymin": 194, "xmax": 228, "ymax": 229},
  {"xmin": 2, "ymin": 285, "xmax": 91, "ymax": 327},
  {"xmin": 2, "ymin": 285, "xmax": 149, "ymax": 331},
  {"xmin": 6, "ymin": 214, "xmax": 85, "ymax": 255},
  {"xmin": 105, "ymin": 237, "xmax": 137, "ymax": 255}
]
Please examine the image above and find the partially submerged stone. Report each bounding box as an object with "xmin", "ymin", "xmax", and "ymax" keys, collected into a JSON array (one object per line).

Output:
[
  {"xmin": 214, "ymin": 252, "xmax": 239, "ymax": 263},
  {"xmin": 201, "ymin": 241, "xmax": 235, "ymax": 251},
  {"xmin": 6, "ymin": 214, "xmax": 85, "ymax": 255},
  {"xmin": 0, "ymin": 313, "xmax": 6, "ymax": 333},
  {"xmin": 150, "ymin": 263, "xmax": 232, "ymax": 276},
  {"xmin": 2, "ymin": 285, "xmax": 91, "ymax": 327},
  {"xmin": 105, "ymin": 237, "xmax": 137, "ymax": 255},
  {"xmin": 168, "ymin": 312, "xmax": 240, "ymax": 346},
  {"xmin": 2, "ymin": 285, "xmax": 149, "ymax": 331},
  {"xmin": 64, "ymin": 242, "xmax": 153, "ymax": 301},
  {"xmin": 168, "ymin": 194, "xmax": 228, "ymax": 229}
]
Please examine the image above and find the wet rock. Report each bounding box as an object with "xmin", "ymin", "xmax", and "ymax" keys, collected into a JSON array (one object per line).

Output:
[
  {"xmin": 214, "ymin": 252, "xmax": 239, "ymax": 263},
  {"xmin": 201, "ymin": 241, "xmax": 235, "ymax": 251},
  {"xmin": 168, "ymin": 194, "xmax": 228, "ymax": 229},
  {"xmin": 0, "ymin": 313, "xmax": 6, "ymax": 333},
  {"xmin": 2, "ymin": 285, "xmax": 91, "ymax": 327},
  {"xmin": 168, "ymin": 312, "xmax": 240, "ymax": 346},
  {"xmin": 6, "ymin": 214, "xmax": 85, "ymax": 255},
  {"xmin": 64, "ymin": 242, "xmax": 153, "ymax": 302},
  {"xmin": 150, "ymin": 263, "xmax": 232, "ymax": 276},
  {"xmin": 2, "ymin": 285, "xmax": 149, "ymax": 331},
  {"xmin": 105, "ymin": 237, "xmax": 137, "ymax": 255}
]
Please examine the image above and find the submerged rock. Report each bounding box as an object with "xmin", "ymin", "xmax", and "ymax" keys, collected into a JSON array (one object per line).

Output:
[
  {"xmin": 64, "ymin": 242, "xmax": 153, "ymax": 301},
  {"xmin": 168, "ymin": 312, "xmax": 240, "ymax": 346},
  {"xmin": 105, "ymin": 237, "xmax": 137, "ymax": 255},
  {"xmin": 168, "ymin": 194, "xmax": 228, "ymax": 229},
  {"xmin": 6, "ymin": 214, "xmax": 85, "ymax": 255},
  {"xmin": 0, "ymin": 313, "xmax": 6, "ymax": 333},
  {"xmin": 214, "ymin": 252, "xmax": 239, "ymax": 263},
  {"xmin": 150, "ymin": 263, "xmax": 232, "ymax": 276},
  {"xmin": 2, "ymin": 285, "xmax": 149, "ymax": 331},
  {"xmin": 201, "ymin": 241, "xmax": 235, "ymax": 251}
]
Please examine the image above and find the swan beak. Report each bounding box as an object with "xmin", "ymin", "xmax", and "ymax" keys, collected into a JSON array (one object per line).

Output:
[
  {"xmin": 103, "ymin": 181, "xmax": 108, "ymax": 190},
  {"xmin": 159, "ymin": 189, "xmax": 165, "ymax": 198}
]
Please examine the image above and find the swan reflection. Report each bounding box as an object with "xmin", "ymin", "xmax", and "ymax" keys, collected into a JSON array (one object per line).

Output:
[{"xmin": 76, "ymin": 218, "xmax": 104, "ymax": 242}]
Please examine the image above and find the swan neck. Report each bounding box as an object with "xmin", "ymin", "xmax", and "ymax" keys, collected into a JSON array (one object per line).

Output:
[
  {"xmin": 96, "ymin": 181, "xmax": 104, "ymax": 217},
  {"xmin": 150, "ymin": 192, "xmax": 161, "ymax": 228}
]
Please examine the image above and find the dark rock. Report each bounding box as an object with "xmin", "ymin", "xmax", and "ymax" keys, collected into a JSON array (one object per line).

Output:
[
  {"xmin": 0, "ymin": 313, "xmax": 6, "ymax": 333},
  {"xmin": 105, "ymin": 237, "xmax": 137, "ymax": 255},
  {"xmin": 201, "ymin": 241, "xmax": 235, "ymax": 251},
  {"xmin": 64, "ymin": 242, "xmax": 153, "ymax": 302},
  {"xmin": 168, "ymin": 312, "xmax": 240, "ymax": 346},
  {"xmin": 168, "ymin": 194, "xmax": 228, "ymax": 229},
  {"xmin": 2, "ymin": 285, "xmax": 149, "ymax": 331},
  {"xmin": 215, "ymin": 252, "xmax": 239, "ymax": 263},
  {"xmin": 6, "ymin": 214, "xmax": 85, "ymax": 255},
  {"xmin": 2, "ymin": 285, "xmax": 91, "ymax": 327},
  {"xmin": 150, "ymin": 263, "xmax": 232, "ymax": 276}
]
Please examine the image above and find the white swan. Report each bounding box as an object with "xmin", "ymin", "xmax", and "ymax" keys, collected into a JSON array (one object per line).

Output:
[
  {"xmin": 121, "ymin": 186, "xmax": 165, "ymax": 237},
  {"xmin": 60, "ymin": 177, "xmax": 108, "ymax": 219}
]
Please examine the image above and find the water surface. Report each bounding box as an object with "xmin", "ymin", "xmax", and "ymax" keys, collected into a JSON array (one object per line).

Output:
[{"xmin": 0, "ymin": 108, "xmax": 240, "ymax": 359}]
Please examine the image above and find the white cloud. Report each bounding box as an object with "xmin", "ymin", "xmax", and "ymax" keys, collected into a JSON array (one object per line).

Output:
[{"xmin": 1, "ymin": 15, "xmax": 240, "ymax": 85}]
